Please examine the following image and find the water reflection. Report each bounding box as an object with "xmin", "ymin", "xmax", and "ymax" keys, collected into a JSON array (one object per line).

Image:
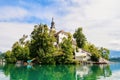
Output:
[
  {"xmin": 76, "ymin": 64, "xmax": 112, "ymax": 80},
  {"xmin": 0, "ymin": 64, "xmax": 112, "ymax": 80}
]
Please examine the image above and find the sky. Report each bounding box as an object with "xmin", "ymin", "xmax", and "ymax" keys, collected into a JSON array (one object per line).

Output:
[{"xmin": 0, "ymin": 0, "xmax": 120, "ymax": 52}]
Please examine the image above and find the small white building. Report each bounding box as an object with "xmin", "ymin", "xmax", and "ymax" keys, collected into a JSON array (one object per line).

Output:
[{"xmin": 75, "ymin": 49, "xmax": 91, "ymax": 61}]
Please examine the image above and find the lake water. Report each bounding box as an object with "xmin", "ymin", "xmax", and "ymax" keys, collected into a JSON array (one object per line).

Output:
[{"xmin": 0, "ymin": 63, "xmax": 120, "ymax": 80}]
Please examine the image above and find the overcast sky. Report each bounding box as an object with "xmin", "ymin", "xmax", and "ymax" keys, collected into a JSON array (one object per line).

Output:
[{"xmin": 0, "ymin": 0, "xmax": 120, "ymax": 52}]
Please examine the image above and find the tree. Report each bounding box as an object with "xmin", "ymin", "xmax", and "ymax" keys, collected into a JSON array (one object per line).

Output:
[
  {"xmin": 99, "ymin": 47, "xmax": 110, "ymax": 60},
  {"xmin": 83, "ymin": 42, "xmax": 101, "ymax": 61},
  {"xmin": 29, "ymin": 24, "xmax": 57, "ymax": 64},
  {"xmin": 59, "ymin": 34, "xmax": 74, "ymax": 64},
  {"xmin": 12, "ymin": 42, "xmax": 23, "ymax": 60},
  {"xmin": 19, "ymin": 35, "xmax": 28, "ymax": 47},
  {"xmin": 5, "ymin": 50, "xmax": 16, "ymax": 63},
  {"xmin": 11, "ymin": 35, "xmax": 30, "ymax": 61},
  {"xmin": 73, "ymin": 27, "xmax": 86, "ymax": 48},
  {"xmin": 5, "ymin": 35, "xmax": 30, "ymax": 63}
]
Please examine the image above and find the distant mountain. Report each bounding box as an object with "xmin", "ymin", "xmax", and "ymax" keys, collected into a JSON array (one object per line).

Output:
[
  {"xmin": 110, "ymin": 57, "xmax": 120, "ymax": 62},
  {"xmin": 110, "ymin": 50, "xmax": 120, "ymax": 58}
]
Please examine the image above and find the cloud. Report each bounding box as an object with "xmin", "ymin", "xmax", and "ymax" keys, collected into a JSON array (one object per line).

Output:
[
  {"xmin": 84, "ymin": 0, "xmax": 120, "ymax": 21},
  {"xmin": 0, "ymin": 22, "xmax": 34, "ymax": 52},
  {"xmin": 0, "ymin": 6, "xmax": 28, "ymax": 21},
  {"xmin": 53, "ymin": 0, "xmax": 120, "ymax": 51},
  {"xmin": 108, "ymin": 40, "xmax": 120, "ymax": 50},
  {"xmin": 0, "ymin": 0, "xmax": 120, "ymax": 51}
]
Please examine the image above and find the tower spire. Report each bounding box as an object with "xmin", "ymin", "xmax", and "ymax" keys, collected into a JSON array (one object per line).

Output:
[
  {"xmin": 52, "ymin": 17, "xmax": 54, "ymax": 22},
  {"xmin": 50, "ymin": 17, "xmax": 56, "ymax": 31}
]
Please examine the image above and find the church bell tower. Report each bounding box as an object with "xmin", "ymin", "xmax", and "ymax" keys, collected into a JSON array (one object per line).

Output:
[{"xmin": 50, "ymin": 17, "xmax": 56, "ymax": 31}]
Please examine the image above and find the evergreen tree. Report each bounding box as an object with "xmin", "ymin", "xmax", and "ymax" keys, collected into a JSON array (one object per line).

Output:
[
  {"xmin": 5, "ymin": 35, "xmax": 30, "ymax": 63},
  {"xmin": 5, "ymin": 50, "xmax": 16, "ymax": 63},
  {"xmin": 99, "ymin": 47, "xmax": 110, "ymax": 60},
  {"xmin": 29, "ymin": 24, "xmax": 57, "ymax": 64},
  {"xmin": 73, "ymin": 27, "xmax": 86, "ymax": 48},
  {"xmin": 59, "ymin": 34, "xmax": 74, "ymax": 63}
]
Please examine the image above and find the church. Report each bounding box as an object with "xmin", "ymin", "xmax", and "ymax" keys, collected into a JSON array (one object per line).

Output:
[
  {"xmin": 50, "ymin": 18, "xmax": 69, "ymax": 44},
  {"xmin": 49, "ymin": 18, "xmax": 91, "ymax": 62}
]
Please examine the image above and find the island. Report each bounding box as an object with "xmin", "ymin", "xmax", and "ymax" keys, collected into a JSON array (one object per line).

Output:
[{"xmin": 4, "ymin": 18, "xmax": 110, "ymax": 65}]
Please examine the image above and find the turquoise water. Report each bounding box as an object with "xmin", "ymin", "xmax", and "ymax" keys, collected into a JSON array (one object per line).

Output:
[{"xmin": 0, "ymin": 63, "xmax": 120, "ymax": 80}]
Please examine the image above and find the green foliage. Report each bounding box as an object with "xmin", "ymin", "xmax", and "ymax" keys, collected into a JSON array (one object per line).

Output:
[
  {"xmin": 29, "ymin": 24, "xmax": 57, "ymax": 64},
  {"xmin": 5, "ymin": 35, "xmax": 30, "ymax": 63},
  {"xmin": 99, "ymin": 47, "xmax": 110, "ymax": 60},
  {"xmin": 73, "ymin": 27, "xmax": 86, "ymax": 48},
  {"xmin": 0, "ymin": 53, "xmax": 4, "ymax": 59},
  {"xmin": 5, "ymin": 50, "xmax": 16, "ymax": 63},
  {"xmin": 83, "ymin": 43, "xmax": 101, "ymax": 61},
  {"xmin": 12, "ymin": 38, "xmax": 30, "ymax": 61},
  {"xmin": 83, "ymin": 42, "xmax": 110, "ymax": 61},
  {"xmin": 5, "ymin": 50, "xmax": 11, "ymax": 58},
  {"xmin": 59, "ymin": 35, "xmax": 74, "ymax": 64}
]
